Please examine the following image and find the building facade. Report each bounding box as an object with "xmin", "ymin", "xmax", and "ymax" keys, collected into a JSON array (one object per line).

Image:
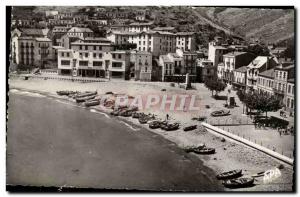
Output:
[
  {"xmin": 133, "ymin": 51, "xmax": 152, "ymax": 81},
  {"xmin": 232, "ymin": 66, "xmax": 247, "ymax": 89},
  {"xmin": 220, "ymin": 51, "xmax": 256, "ymax": 83},
  {"xmin": 175, "ymin": 32, "xmax": 196, "ymax": 52},
  {"xmin": 246, "ymin": 56, "xmax": 278, "ymax": 90}
]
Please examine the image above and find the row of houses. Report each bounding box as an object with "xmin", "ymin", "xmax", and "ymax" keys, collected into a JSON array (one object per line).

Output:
[
  {"xmin": 205, "ymin": 37, "xmax": 295, "ymax": 116},
  {"xmin": 13, "ymin": 8, "xmax": 152, "ymax": 29}
]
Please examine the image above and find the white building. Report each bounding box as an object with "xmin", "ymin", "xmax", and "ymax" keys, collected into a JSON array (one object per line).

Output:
[
  {"xmin": 67, "ymin": 27, "xmax": 94, "ymax": 39},
  {"xmin": 128, "ymin": 22, "xmax": 153, "ymax": 32},
  {"xmin": 175, "ymin": 32, "xmax": 196, "ymax": 51},
  {"xmin": 246, "ymin": 56, "xmax": 278, "ymax": 90},
  {"xmin": 57, "ymin": 39, "xmax": 130, "ymax": 79},
  {"xmin": 208, "ymin": 41, "xmax": 227, "ymax": 66}
]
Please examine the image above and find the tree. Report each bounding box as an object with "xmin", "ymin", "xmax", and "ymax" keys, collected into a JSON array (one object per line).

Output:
[
  {"xmin": 243, "ymin": 91, "xmax": 282, "ymax": 118},
  {"xmin": 204, "ymin": 76, "xmax": 227, "ymax": 97}
]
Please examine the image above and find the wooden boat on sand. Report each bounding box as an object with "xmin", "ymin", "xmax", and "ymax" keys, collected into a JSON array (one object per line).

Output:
[{"xmin": 216, "ymin": 169, "xmax": 243, "ymax": 180}]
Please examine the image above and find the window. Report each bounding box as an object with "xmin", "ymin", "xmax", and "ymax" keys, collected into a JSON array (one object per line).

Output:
[
  {"xmin": 99, "ymin": 53, "xmax": 102, "ymax": 58},
  {"xmin": 61, "ymin": 52, "xmax": 64, "ymax": 57},
  {"xmin": 61, "ymin": 60, "xmax": 70, "ymax": 65},
  {"xmin": 85, "ymin": 53, "xmax": 88, "ymax": 57},
  {"xmin": 118, "ymin": 54, "xmax": 122, "ymax": 59},
  {"xmin": 79, "ymin": 61, "xmax": 88, "ymax": 66},
  {"xmin": 112, "ymin": 54, "xmax": 116, "ymax": 59},
  {"xmin": 291, "ymin": 99, "xmax": 294, "ymax": 108},
  {"xmin": 112, "ymin": 62, "xmax": 122, "ymax": 68},
  {"xmin": 85, "ymin": 45, "xmax": 88, "ymax": 50},
  {"xmin": 93, "ymin": 61, "xmax": 103, "ymax": 67},
  {"xmin": 67, "ymin": 53, "xmax": 70, "ymax": 57},
  {"xmin": 94, "ymin": 46, "xmax": 97, "ymax": 50},
  {"xmin": 79, "ymin": 45, "xmax": 82, "ymax": 50},
  {"xmin": 93, "ymin": 53, "xmax": 97, "ymax": 58}
]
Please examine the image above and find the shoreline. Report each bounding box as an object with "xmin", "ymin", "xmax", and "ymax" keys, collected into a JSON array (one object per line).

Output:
[{"xmin": 8, "ymin": 78, "xmax": 294, "ymax": 191}]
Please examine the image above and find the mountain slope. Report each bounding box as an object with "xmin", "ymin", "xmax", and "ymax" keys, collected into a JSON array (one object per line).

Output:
[{"xmin": 193, "ymin": 7, "xmax": 294, "ymax": 44}]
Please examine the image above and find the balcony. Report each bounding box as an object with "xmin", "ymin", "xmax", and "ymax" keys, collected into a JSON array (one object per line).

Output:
[{"xmin": 273, "ymin": 88, "xmax": 285, "ymax": 95}]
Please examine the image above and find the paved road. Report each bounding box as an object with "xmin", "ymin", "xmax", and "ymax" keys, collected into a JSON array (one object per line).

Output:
[{"xmin": 7, "ymin": 92, "xmax": 223, "ymax": 191}]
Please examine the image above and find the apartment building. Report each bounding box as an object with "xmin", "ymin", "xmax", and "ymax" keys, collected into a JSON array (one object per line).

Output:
[
  {"xmin": 50, "ymin": 26, "xmax": 71, "ymax": 45},
  {"xmin": 49, "ymin": 13, "xmax": 75, "ymax": 26},
  {"xmin": 246, "ymin": 56, "xmax": 278, "ymax": 90},
  {"xmin": 159, "ymin": 49, "xmax": 197, "ymax": 82},
  {"xmin": 135, "ymin": 10, "xmax": 149, "ymax": 21},
  {"xmin": 107, "ymin": 30, "xmax": 197, "ymax": 57},
  {"xmin": 257, "ymin": 68, "xmax": 275, "ymax": 96},
  {"xmin": 67, "ymin": 27, "xmax": 94, "ymax": 38},
  {"xmin": 273, "ymin": 64, "xmax": 294, "ymax": 105},
  {"xmin": 257, "ymin": 64, "xmax": 295, "ymax": 115},
  {"xmin": 196, "ymin": 59, "xmax": 215, "ymax": 82},
  {"xmin": 128, "ymin": 22, "xmax": 153, "ymax": 32},
  {"xmin": 232, "ymin": 66, "xmax": 247, "ymax": 89},
  {"xmin": 132, "ymin": 51, "xmax": 152, "ymax": 81},
  {"xmin": 11, "ymin": 28, "xmax": 53, "ymax": 68},
  {"xmin": 286, "ymin": 79, "xmax": 294, "ymax": 115},
  {"xmin": 57, "ymin": 40, "xmax": 130, "ymax": 79},
  {"xmin": 219, "ymin": 51, "xmax": 256, "ymax": 83},
  {"xmin": 73, "ymin": 14, "xmax": 89, "ymax": 24},
  {"xmin": 134, "ymin": 31, "xmax": 177, "ymax": 57},
  {"xmin": 175, "ymin": 32, "xmax": 196, "ymax": 51},
  {"xmin": 208, "ymin": 41, "xmax": 227, "ymax": 66}
]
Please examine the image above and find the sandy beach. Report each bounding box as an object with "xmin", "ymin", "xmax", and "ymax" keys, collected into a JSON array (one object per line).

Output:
[{"xmin": 8, "ymin": 76, "xmax": 294, "ymax": 191}]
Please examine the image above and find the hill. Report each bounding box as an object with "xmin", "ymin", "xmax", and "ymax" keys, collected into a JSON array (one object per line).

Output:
[{"xmin": 193, "ymin": 7, "xmax": 294, "ymax": 44}]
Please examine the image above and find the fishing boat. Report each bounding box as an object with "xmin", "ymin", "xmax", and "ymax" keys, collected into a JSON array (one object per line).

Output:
[
  {"xmin": 184, "ymin": 144, "xmax": 205, "ymax": 153},
  {"xmin": 149, "ymin": 121, "xmax": 161, "ymax": 129},
  {"xmin": 162, "ymin": 123, "xmax": 180, "ymax": 131},
  {"xmin": 183, "ymin": 125, "xmax": 197, "ymax": 131},
  {"xmin": 138, "ymin": 117, "xmax": 148, "ymax": 124},
  {"xmin": 76, "ymin": 95, "xmax": 96, "ymax": 103},
  {"xmin": 211, "ymin": 110, "xmax": 230, "ymax": 117},
  {"xmin": 223, "ymin": 177, "xmax": 254, "ymax": 188},
  {"xmin": 193, "ymin": 147, "xmax": 215, "ymax": 154},
  {"xmin": 216, "ymin": 169, "xmax": 243, "ymax": 180},
  {"xmin": 57, "ymin": 90, "xmax": 74, "ymax": 96},
  {"xmin": 84, "ymin": 99, "xmax": 100, "ymax": 107},
  {"xmin": 132, "ymin": 112, "xmax": 144, "ymax": 119},
  {"xmin": 75, "ymin": 91, "xmax": 97, "ymax": 98},
  {"xmin": 119, "ymin": 110, "xmax": 132, "ymax": 117}
]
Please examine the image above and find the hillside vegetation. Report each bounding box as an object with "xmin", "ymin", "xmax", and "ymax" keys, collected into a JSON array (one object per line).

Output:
[{"xmin": 193, "ymin": 7, "xmax": 294, "ymax": 44}]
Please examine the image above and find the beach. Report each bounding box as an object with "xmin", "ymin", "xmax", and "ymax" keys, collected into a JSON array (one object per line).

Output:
[{"xmin": 8, "ymin": 76, "xmax": 294, "ymax": 191}]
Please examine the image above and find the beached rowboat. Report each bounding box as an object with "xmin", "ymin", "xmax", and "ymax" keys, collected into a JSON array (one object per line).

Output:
[
  {"xmin": 149, "ymin": 121, "xmax": 161, "ymax": 129},
  {"xmin": 211, "ymin": 110, "xmax": 230, "ymax": 117},
  {"xmin": 184, "ymin": 144, "xmax": 205, "ymax": 153},
  {"xmin": 193, "ymin": 147, "xmax": 215, "ymax": 154},
  {"xmin": 183, "ymin": 125, "xmax": 197, "ymax": 131},
  {"xmin": 223, "ymin": 177, "xmax": 254, "ymax": 188},
  {"xmin": 56, "ymin": 90, "xmax": 76, "ymax": 96},
  {"xmin": 161, "ymin": 122, "xmax": 180, "ymax": 131},
  {"xmin": 84, "ymin": 99, "xmax": 100, "ymax": 107},
  {"xmin": 216, "ymin": 169, "xmax": 243, "ymax": 180},
  {"xmin": 76, "ymin": 95, "xmax": 96, "ymax": 103},
  {"xmin": 75, "ymin": 91, "xmax": 97, "ymax": 98}
]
